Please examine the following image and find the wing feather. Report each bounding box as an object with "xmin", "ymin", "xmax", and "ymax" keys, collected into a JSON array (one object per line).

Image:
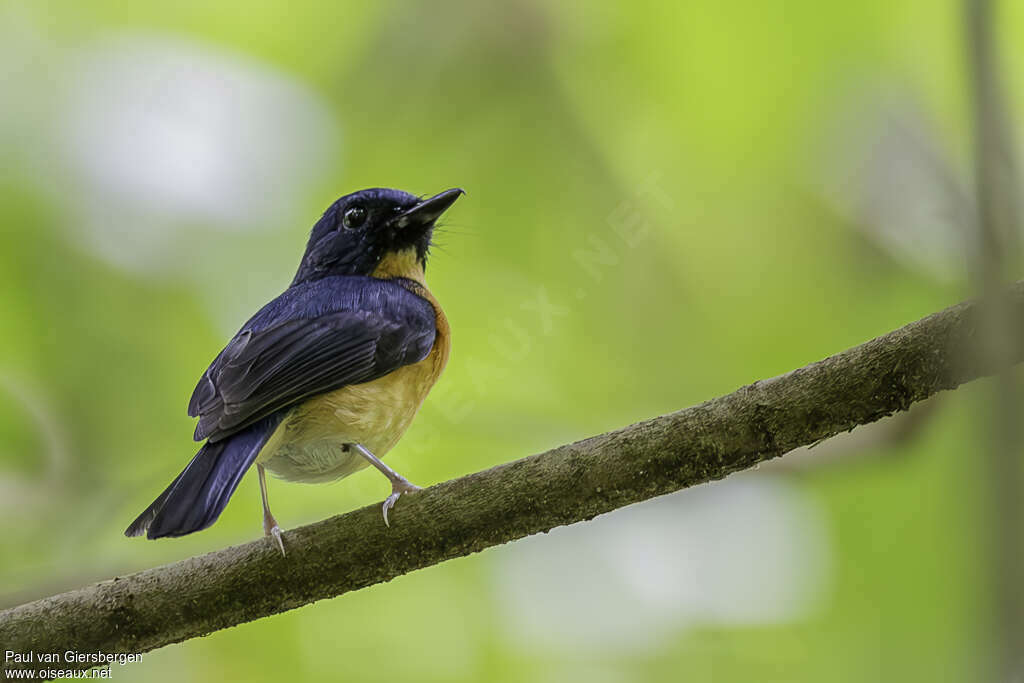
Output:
[{"xmin": 188, "ymin": 276, "xmax": 436, "ymax": 443}]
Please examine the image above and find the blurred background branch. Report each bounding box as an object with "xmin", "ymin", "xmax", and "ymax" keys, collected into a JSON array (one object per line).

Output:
[
  {"xmin": 5, "ymin": 281, "xmax": 1024, "ymax": 677},
  {"xmin": 964, "ymin": 1, "xmax": 1023, "ymax": 680}
]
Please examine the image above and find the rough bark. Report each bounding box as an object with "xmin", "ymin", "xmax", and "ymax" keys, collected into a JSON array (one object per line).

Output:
[{"xmin": 4, "ymin": 282, "xmax": 1024, "ymax": 677}]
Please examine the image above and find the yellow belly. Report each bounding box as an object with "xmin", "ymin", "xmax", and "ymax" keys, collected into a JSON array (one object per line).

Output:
[
  {"xmin": 258, "ymin": 256, "xmax": 450, "ymax": 484},
  {"xmin": 258, "ymin": 356, "xmax": 442, "ymax": 483}
]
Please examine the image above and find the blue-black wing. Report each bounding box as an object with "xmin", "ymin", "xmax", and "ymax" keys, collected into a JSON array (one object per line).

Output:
[{"xmin": 187, "ymin": 276, "xmax": 436, "ymax": 443}]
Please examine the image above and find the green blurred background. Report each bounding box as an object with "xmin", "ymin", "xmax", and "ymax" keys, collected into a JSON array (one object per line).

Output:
[{"xmin": 1, "ymin": 1, "xmax": 1022, "ymax": 681}]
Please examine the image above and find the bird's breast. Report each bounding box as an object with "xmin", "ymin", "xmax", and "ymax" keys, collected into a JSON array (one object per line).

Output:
[{"xmin": 259, "ymin": 277, "xmax": 449, "ymax": 484}]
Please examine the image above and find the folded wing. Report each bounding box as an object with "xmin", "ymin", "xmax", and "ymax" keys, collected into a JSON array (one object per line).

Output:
[{"xmin": 187, "ymin": 276, "xmax": 437, "ymax": 443}]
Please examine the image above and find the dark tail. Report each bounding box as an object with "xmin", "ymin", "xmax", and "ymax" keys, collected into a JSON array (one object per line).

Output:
[{"xmin": 125, "ymin": 415, "xmax": 281, "ymax": 539}]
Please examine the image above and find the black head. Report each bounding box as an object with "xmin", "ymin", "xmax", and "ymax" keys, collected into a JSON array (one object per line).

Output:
[{"xmin": 292, "ymin": 187, "xmax": 463, "ymax": 285}]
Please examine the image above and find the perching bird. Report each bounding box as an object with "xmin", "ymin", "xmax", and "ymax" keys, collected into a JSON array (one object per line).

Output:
[{"xmin": 126, "ymin": 187, "xmax": 462, "ymax": 553}]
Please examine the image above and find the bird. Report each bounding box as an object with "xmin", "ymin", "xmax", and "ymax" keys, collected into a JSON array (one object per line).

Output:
[{"xmin": 125, "ymin": 187, "xmax": 463, "ymax": 554}]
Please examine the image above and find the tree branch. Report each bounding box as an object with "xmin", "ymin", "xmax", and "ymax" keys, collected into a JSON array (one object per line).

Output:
[{"xmin": 5, "ymin": 282, "xmax": 1024, "ymax": 676}]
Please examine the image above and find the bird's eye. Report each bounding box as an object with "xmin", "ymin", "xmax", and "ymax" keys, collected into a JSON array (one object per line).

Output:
[{"xmin": 343, "ymin": 205, "xmax": 368, "ymax": 229}]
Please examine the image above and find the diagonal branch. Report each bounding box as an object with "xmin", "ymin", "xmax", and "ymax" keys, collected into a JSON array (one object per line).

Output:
[{"xmin": 4, "ymin": 282, "xmax": 1024, "ymax": 676}]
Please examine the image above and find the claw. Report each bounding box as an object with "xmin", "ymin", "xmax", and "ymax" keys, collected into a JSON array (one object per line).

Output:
[
  {"xmin": 268, "ymin": 524, "xmax": 286, "ymax": 556},
  {"xmin": 382, "ymin": 495, "xmax": 397, "ymax": 528},
  {"xmin": 264, "ymin": 517, "xmax": 286, "ymax": 556},
  {"xmin": 258, "ymin": 463, "xmax": 286, "ymax": 556},
  {"xmin": 348, "ymin": 443, "xmax": 423, "ymax": 528},
  {"xmin": 382, "ymin": 480, "xmax": 422, "ymax": 527}
]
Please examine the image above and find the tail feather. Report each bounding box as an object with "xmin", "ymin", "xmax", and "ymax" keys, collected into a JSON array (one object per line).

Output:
[{"xmin": 125, "ymin": 415, "xmax": 282, "ymax": 539}]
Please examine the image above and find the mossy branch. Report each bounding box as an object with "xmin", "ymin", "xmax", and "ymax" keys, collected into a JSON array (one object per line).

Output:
[{"xmin": 4, "ymin": 282, "xmax": 1024, "ymax": 677}]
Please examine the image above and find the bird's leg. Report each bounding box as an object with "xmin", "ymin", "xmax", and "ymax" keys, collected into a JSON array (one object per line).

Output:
[
  {"xmin": 258, "ymin": 464, "xmax": 285, "ymax": 556},
  {"xmin": 349, "ymin": 443, "xmax": 421, "ymax": 527}
]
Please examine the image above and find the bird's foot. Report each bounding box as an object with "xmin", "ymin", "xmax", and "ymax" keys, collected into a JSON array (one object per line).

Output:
[
  {"xmin": 258, "ymin": 463, "xmax": 285, "ymax": 556},
  {"xmin": 382, "ymin": 476, "xmax": 422, "ymax": 528},
  {"xmin": 348, "ymin": 443, "xmax": 423, "ymax": 528},
  {"xmin": 263, "ymin": 513, "xmax": 286, "ymax": 557}
]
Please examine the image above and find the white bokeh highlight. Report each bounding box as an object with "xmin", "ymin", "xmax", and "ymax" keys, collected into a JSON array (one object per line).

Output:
[
  {"xmin": 816, "ymin": 88, "xmax": 975, "ymax": 280},
  {"xmin": 494, "ymin": 475, "xmax": 830, "ymax": 654},
  {"xmin": 58, "ymin": 33, "xmax": 338, "ymax": 273}
]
